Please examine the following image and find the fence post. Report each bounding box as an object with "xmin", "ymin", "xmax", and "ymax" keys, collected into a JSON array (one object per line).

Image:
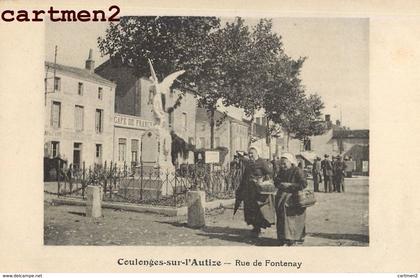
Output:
[
  {"xmin": 139, "ymin": 163, "xmax": 143, "ymax": 201},
  {"xmin": 82, "ymin": 161, "xmax": 86, "ymax": 199},
  {"xmin": 63, "ymin": 164, "xmax": 67, "ymax": 194},
  {"xmin": 69, "ymin": 164, "xmax": 73, "ymax": 196},
  {"xmin": 194, "ymin": 163, "xmax": 197, "ymax": 191},
  {"xmin": 88, "ymin": 166, "xmax": 92, "ymax": 189},
  {"xmin": 156, "ymin": 170, "xmax": 161, "ymax": 201},
  {"xmin": 109, "ymin": 161, "xmax": 113, "ymax": 198},
  {"xmin": 112, "ymin": 163, "xmax": 117, "ymax": 197},
  {"xmin": 103, "ymin": 161, "xmax": 108, "ymax": 199},
  {"xmin": 166, "ymin": 170, "xmax": 169, "ymax": 197},
  {"xmin": 148, "ymin": 170, "xmax": 152, "ymax": 201},
  {"xmin": 173, "ymin": 171, "xmax": 177, "ymax": 206},
  {"xmin": 57, "ymin": 159, "xmax": 61, "ymax": 197},
  {"xmin": 124, "ymin": 161, "xmax": 127, "ymax": 177}
]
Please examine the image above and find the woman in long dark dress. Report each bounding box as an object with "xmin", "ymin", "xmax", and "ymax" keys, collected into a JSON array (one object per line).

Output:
[
  {"xmin": 274, "ymin": 153, "xmax": 307, "ymax": 246},
  {"xmin": 236, "ymin": 147, "xmax": 273, "ymax": 236}
]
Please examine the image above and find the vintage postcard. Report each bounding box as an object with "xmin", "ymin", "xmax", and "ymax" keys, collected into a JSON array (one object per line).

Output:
[{"xmin": 0, "ymin": 0, "xmax": 419, "ymax": 274}]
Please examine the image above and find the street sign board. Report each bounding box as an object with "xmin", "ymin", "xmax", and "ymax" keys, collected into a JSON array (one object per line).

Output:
[{"xmin": 205, "ymin": 151, "xmax": 219, "ymax": 164}]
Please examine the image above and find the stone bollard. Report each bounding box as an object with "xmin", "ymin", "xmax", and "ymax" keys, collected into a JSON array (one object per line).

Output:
[
  {"xmin": 187, "ymin": 191, "xmax": 206, "ymax": 228},
  {"xmin": 86, "ymin": 185, "xmax": 102, "ymax": 218}
]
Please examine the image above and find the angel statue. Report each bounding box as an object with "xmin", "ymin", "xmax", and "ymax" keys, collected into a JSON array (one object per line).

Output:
[{"xmin": 148, "ymin": 59, "xmax": 185, "ymax": 128}]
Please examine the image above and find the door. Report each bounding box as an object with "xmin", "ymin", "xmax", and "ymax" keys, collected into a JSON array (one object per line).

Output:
[{"xmin": 73, "ymin": 143, "xmax": 82, "ymax": 169}]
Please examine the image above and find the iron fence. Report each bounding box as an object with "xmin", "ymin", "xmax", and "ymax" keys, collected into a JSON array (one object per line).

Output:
[{"xmin": 44, "ymin": 160, "xmax": 243, "ymax": 207}]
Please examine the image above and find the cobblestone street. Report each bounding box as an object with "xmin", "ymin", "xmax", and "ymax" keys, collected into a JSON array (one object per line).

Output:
[{"xmin": 44, "ymin": 177, "xmax": 369, "ymax": 246}]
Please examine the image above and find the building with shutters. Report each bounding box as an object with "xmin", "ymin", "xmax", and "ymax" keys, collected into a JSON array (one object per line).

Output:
[{"xmin": 44, "ymin": 50, "xmax": 116, "ymax": 168}]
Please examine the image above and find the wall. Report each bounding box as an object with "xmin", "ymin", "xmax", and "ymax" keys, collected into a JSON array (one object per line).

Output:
[
  {"xmin": 230, "ymin": 122, "xmax": 249, "ymax": 160},
  {"xmin": 95, "ymin": 61, "xmax": 141, "ymax": 117},
  {"xmin": 331, "ymin": 137, "xmax": 369, "ymax": 155},
  {"xmin": 167, "ymin": 89, "xmax": 197, "ymax": 142},
  {"xmin": 44, "ymin": 66, "xmax": 115, "ymax": 167},
  {"xmin": 112, "ymin": 113, "xmax": 154, "ymax": 167}
]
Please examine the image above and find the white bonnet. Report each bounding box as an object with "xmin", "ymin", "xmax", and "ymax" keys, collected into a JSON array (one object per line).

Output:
[{"xmin": 281, "ymin": 152, "xmax": 298, "ymax": 166}]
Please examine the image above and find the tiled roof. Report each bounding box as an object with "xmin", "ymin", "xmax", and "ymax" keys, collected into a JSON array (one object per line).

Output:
[
  {"xmin": 45, "ymin": 61, "xmax": 115, "ymax": 86},
  {"xmin": 332, "ymin": 129, "xmax": 369, "ymax": 139}
]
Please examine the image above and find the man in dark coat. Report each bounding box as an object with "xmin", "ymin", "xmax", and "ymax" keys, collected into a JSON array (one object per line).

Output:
[
  {"xmin": 236, "ymin": 147, "xmax": 273, "ymax": 237},
  {"xmin": 333, "ymin": 155, "xmax": 346, "ymax": 193},
  {"xmin": 312, "ymin": 157, "xmax": 321, "ymax": 192},
  {"xmin": 321, "ymin": 154, "xmax": 333, "ymax": 193}
]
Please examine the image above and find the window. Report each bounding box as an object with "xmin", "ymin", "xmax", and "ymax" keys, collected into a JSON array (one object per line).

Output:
[
  {"xmin": 182, "ymin": 112, "xmax": 187, "ymax": 131},
  {"xmin": 237, "ymin": 137, "xmax": 242, "ymax": 151},
  {"xmin": 74, "ymin": 105, "xmax": 84, "ymax": 131},
  {"xmin": 54, "ymin": 77, "xmax": 61, "ymax": 91},
  {"xmin": 201, "ymin": 123, "xmax": 206, "ymax": 131},
  {"xmin": 78, "ymin": 82, "xmax": 84, "ymax": 95},
  {"xmin": 118, "ymin": 138, "xmax": 127, "ymax": 161},
  {"xmin": 215, "ymin": 137, "xmax": 220, "ymax": 148},
  {"xmin": 51, "ymin": 141, "xmax": 60, "ymax": 157},
  {"xmin": 199, "ymin": 137, "xmax": 206, "ymax": 149},
  {"xmin": 51, "ymin": 101, "xmax": 61, "ymax": 128},
  {"xmin": 98, "ymin": 87, "xmax": 103, "ymax": 100},
  {"xmin": 168, "ymin": 111, "xmax": 174, "ymax": 127},
  {"xmin": 95, "ymin": 144, "xmax": 102, "ymax": 163},
  {"xmin": 73, "ymin": 143, "xmax": 82, "ymax": 169},
  {"xmin": 95, "ymin": 109, "xmax": 103, "ymax": 133},
  {"xmin": 131, "ymin": 139, "xmax": 139, "ymax": 163}
]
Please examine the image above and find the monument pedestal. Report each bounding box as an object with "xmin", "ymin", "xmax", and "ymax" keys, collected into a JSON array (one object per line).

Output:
[
  {"xmin": 86, "ymin": 185, "xmax": 102, "ymax": 218},
  {"xmin": 119, "ymin": 126, "xmax": 175, "ymax": 199}
]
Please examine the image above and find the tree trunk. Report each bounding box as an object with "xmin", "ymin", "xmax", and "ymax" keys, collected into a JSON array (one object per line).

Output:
[
  {"xmin": 266, "ymin": 118, "xmax": 271, "ymax": 159},
  {"xmin": 248, "ymin": 115, "xmax": 254, "ymax": 148},
  {"xmin": 286, "ymin": 132, "xmax": 290, "ymax": 151},
  {"xmin": 210, "ymin": 108, "xmax": 215, "ymax": 149}
]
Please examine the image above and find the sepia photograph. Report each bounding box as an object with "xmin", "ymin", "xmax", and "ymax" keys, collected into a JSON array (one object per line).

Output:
[{"xmin": 43, "ymin": 16, "xmax": 369, "ymax": 247}]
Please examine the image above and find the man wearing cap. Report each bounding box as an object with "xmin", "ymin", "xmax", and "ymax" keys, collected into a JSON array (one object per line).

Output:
[
  {"xmin": 333, "ymin": 155, "xmax": 346, "ymax": 193},
  {"xmin": 274, "ymin": 152, "xmax": 307, "ymax": 246},
  {"xmin": 331, "ymin": 156, "xmax": 337, "ymax": 192},
  {"xmin": 321, "ymin": 154, "xmax": 333, "ymax": 193},
  {"xmin": 312, "ymin": 157, "xmax": 322, "ymax": 192}
]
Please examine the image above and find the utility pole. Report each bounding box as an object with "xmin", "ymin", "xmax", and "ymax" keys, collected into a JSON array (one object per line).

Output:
[
  {"xmin": 45, "ymin": 45, "xmax": 58, "ymax": 105},
  {"xmin": 53, "ymin": 45, "xmax": 57, "ymax": 93},
  {"xmin": 333, "ymin": 104, "xmax": 343, "ymax": 126}
]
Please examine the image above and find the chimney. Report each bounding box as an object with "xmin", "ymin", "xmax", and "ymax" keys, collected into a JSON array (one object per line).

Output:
[
  {"xmin": 85, "ymin": 49, "xmax": 95, "ymax": 72},
  {"xmin": 325, "ymin": 114, "xmax": 331, "ymax": 122}
]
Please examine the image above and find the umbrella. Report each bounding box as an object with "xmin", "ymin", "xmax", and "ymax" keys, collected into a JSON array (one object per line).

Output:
[
  {"xmin": 232, "ymin": 157, "xmax": 248, "ymax": 216},
  {"xmin": 233, "ymin": 194, "xmax": 243, "ymax": 216}
]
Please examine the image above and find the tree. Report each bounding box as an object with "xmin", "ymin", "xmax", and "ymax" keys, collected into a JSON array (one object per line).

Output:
[
  {"xmin": 98, "ymin": 16, "xmax": 325, "ymax": 153},
  {"xmin": 98, "ymin": 16, "xmax": 224, "ymax": 146},
  {"xmin": 218, "ymin": 18, "xmax": 285, "ymax": 147},
  {"xmin": 98, "ymin": 16, "xmax": 233, "ymax": 148}
]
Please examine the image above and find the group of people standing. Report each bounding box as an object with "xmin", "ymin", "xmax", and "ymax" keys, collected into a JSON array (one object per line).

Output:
[
  {"xmin": 235, "ymin": 148, "xmax": 307, "ymax": 246},
  {"xmin": 312, "ymin": 154, "xmax": 348, "ymax": 193}
]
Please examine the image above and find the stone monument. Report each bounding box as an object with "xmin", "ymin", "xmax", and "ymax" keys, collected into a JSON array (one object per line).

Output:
[{"xmin": 119, "ymin": 60, "xmax": 186, "ymax": 200}]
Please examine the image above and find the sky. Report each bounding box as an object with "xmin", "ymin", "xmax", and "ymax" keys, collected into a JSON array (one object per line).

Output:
[{"xmin": 46, "ymin": 17, "xmax": 369, "ymax": 129}]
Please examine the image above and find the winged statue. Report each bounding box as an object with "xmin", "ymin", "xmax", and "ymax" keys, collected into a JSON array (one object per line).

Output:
[{"xmin": 148, "ymin": 59, "xmax": 185, "ymax": 128}]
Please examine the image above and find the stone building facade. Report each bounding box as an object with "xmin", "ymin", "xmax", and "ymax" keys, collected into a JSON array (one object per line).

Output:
[{"xmin": 44, "ymin": 51, "xmax": 116, "ymax": 168}]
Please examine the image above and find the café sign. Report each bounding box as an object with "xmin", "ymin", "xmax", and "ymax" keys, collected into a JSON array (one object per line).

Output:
[{"xmin": 114, "ymin": 113, "xmax": 153, "ymax": 130}]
